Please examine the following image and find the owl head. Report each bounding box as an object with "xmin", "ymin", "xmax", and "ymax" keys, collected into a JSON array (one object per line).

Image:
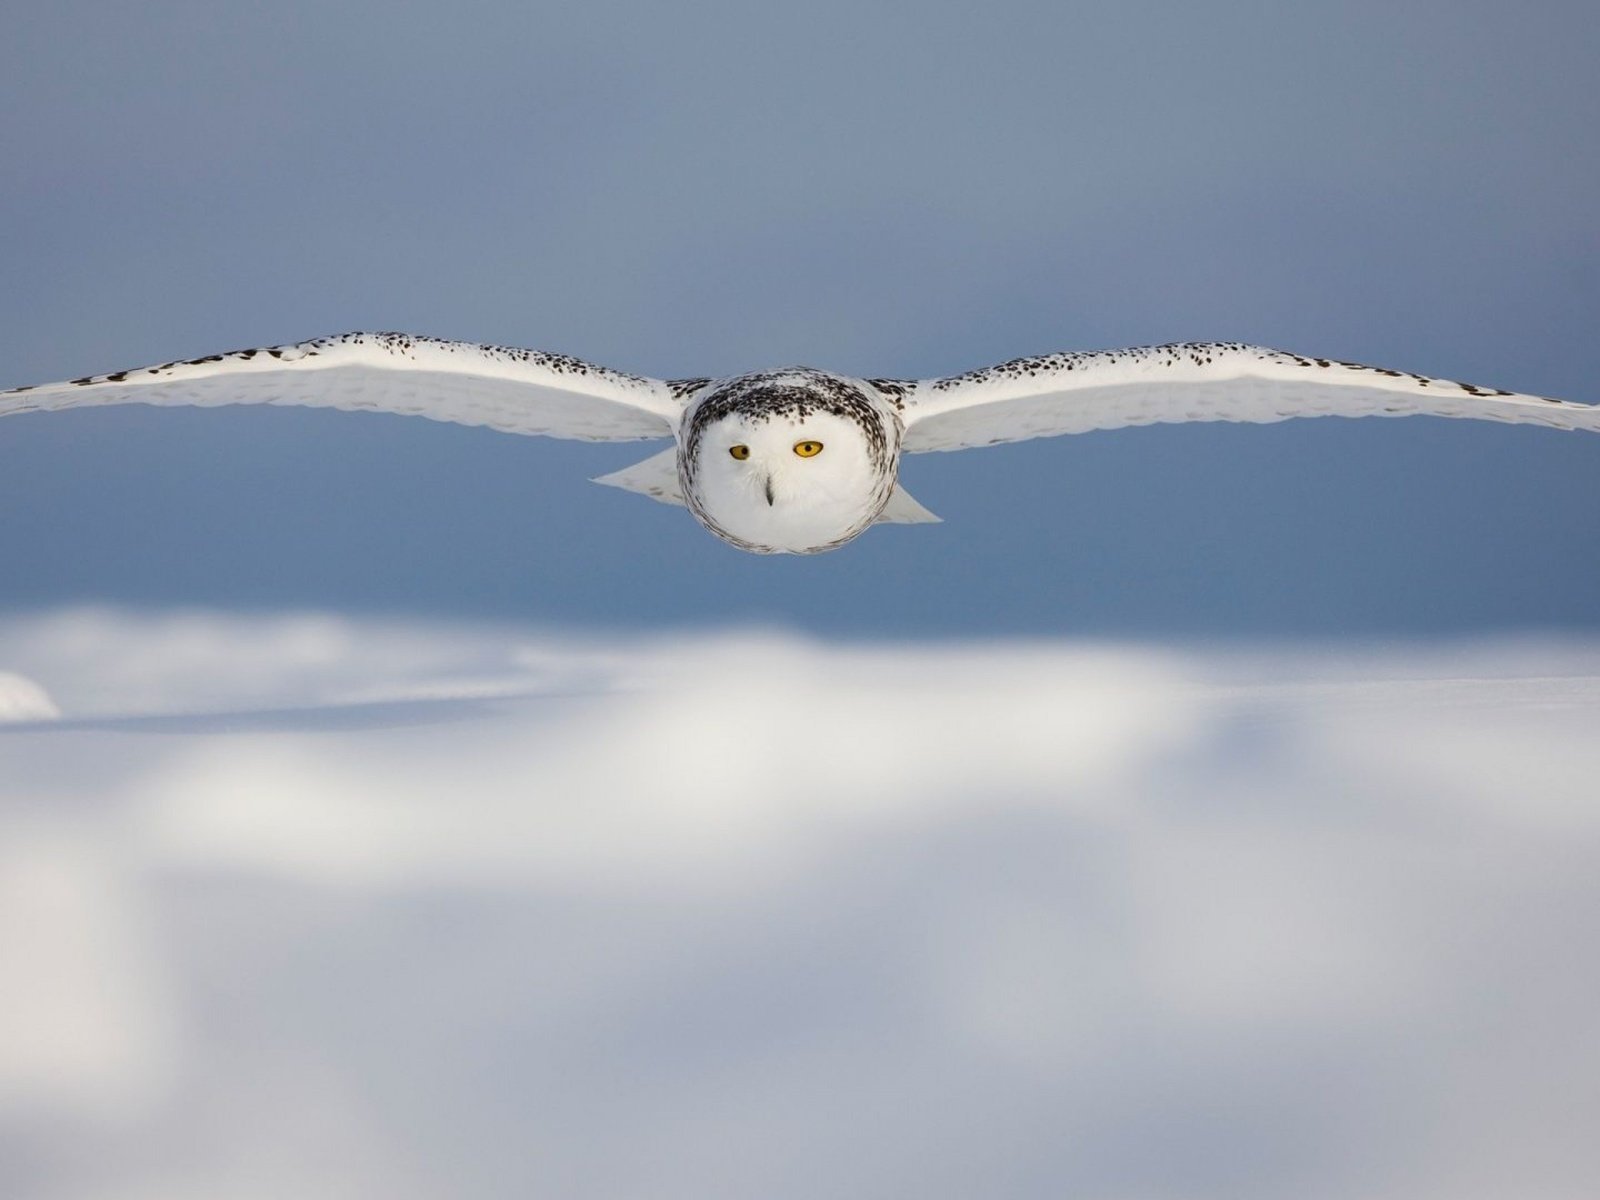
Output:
[{"xmin": 684, "ymin": 372, "xmax": 897, "ymax": 553}]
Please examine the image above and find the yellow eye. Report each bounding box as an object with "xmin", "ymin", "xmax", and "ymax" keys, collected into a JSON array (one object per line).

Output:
[
  {"xmin": 729, "ymin": 444, "xmax": 750, "ymax": 460},
  {"xmin": 793, "ymin": 440, "xmax": 824, "ymax": 458}
]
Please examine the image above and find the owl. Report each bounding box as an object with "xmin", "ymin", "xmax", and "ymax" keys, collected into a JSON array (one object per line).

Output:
[{"xmin": 4, "ymin": 332, "xmax": 1595, "ymax": 554}]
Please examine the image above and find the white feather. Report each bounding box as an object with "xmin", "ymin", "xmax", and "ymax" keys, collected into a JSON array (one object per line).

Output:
[
  {"xmin": 592, "ymin": 447, "xmax": 685, "ymax": 506},
  {"xmin": 875, "ymin": 484, "xmax": 941, "ymax": 524}
]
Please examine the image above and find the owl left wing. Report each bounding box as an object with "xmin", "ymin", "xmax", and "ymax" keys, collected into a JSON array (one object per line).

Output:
[{"xmin": 895, "ymin": 342, "xmax": 1600, "ymax": 453}]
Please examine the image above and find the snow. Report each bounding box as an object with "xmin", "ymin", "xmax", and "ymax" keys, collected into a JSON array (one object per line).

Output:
[
  {"xmin": 2, "ymin": 609, "xmax": 1598, "ymax": 1198},
  {"xmin": 0, "ymin": 671, "xmax": 57, "ymax": 723}
]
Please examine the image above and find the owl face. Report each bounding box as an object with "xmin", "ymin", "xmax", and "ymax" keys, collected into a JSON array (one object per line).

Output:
[{"xmin": 686, "ymin": 406, "xmax": 893, "ymax": 553}]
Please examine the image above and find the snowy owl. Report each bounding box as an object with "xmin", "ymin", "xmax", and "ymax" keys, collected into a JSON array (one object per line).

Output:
[{"xmin": 3, "ymin": 332, "xmax": 1596, "ymax": 554}]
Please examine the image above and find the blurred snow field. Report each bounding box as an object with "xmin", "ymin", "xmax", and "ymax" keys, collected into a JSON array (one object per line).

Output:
[{"xmin": 1, "ymin": 608, "xmax": 1598, "ymax": 1199}]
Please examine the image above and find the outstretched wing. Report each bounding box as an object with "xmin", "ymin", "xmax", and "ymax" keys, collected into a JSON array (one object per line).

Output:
[
  {"xmin": 1, "ymin": 331, "xmax": 681, "ymax": 441},
  {"xmin": 897, "ymin": 342, "xmax": 1600, "ymax": 453}
]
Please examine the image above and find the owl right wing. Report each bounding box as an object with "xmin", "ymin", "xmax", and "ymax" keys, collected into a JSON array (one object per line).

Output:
[{"xmin": 1, "ymin": 331, "xmax": 684, "ymax": 441}]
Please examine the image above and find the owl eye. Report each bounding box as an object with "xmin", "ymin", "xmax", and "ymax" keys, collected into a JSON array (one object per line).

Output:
[
  {"xmin": 729, "ymin": 444, "xmax": 750, "ymax": 460},
  {"xmin": 793, "ymin": 440, "xmax": 824, "ymax": 458}
]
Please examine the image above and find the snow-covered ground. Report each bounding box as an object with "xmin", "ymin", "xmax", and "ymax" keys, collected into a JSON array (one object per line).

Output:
[{"xmin": 2, "ymin": 608, "xmax": 1598, "ymax": 1199}]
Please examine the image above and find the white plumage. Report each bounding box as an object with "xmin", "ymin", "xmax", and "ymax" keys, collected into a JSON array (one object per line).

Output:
[
  {"xmin": 3, "ymin": 332, "xmax": 1595, "ymax": 554},
  {"xmin": 0, "ymin": 332, "xmax": 677, "ymax": 440},
  {"xmin": 896, "ymin": 342, "xmax": 1600, "ymax": 450}
]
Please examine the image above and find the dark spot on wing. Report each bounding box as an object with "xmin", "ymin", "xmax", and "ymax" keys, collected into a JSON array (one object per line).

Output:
[
  {"xmin": 866, "ymin": 378, "xmax": 913, "ymax": 410},
  {"xmin": 668, "ymin": 377, "xmax": 711, "ymax": 400}
]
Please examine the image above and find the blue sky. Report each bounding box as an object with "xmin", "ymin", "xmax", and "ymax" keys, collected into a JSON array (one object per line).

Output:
[{"xmin": 1, "ymin": 0, "xmax": 1597, "ymax": 635}]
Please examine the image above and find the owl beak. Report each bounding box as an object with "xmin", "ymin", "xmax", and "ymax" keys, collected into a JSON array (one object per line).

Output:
[{"xmin": 763, "ymin": 473, "xmax": 775, "ymax": 506}]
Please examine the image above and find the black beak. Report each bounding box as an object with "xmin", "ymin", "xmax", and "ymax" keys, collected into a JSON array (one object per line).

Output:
[{"xmin": 764, "ymin": 475, "xmax": 775, "ymax": 506}]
